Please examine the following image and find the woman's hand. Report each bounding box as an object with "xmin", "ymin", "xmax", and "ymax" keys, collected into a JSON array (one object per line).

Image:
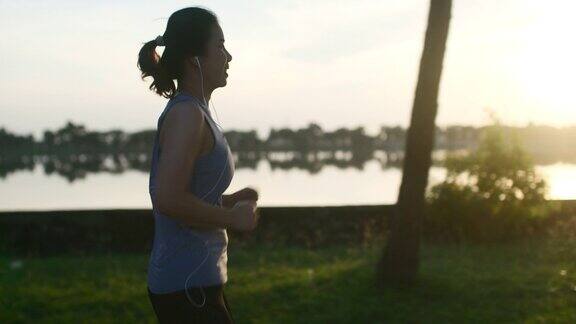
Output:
[
  {"xmin": 234, "ymin": 187, "xmax": 259, "ymax": 202},
  {"xmin": 223, "ymin": 187, "xmax": 259, "ymax": 208},
  {"xmin": 228, "ymin": 200, "xmax": 259, "ymax": 232}
]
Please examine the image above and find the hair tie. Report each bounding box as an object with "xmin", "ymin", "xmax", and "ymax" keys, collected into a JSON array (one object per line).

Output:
[{"xmin": 155, "ymin": 35, "xmax": 165, "ymax": 47}]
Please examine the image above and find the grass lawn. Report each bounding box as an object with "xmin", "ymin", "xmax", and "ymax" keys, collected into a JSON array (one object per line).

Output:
[{"xmin": 1, "ymin": 237, "xmax": 575, "ymax": 323}]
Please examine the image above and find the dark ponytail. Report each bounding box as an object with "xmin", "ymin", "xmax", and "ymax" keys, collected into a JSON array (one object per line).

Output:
[
  {"xmin": 137, "ymin": 7, "xmax": 219, "ymax": 99},
  {"xmin": 137, "ymin": 39, "xmax": 176, "ymax": 99}
]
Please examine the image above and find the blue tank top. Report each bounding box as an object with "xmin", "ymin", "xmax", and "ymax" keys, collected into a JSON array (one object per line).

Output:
[{"xmin": 147, "ymin": 92, "xmax": 235, "ymax": 294}]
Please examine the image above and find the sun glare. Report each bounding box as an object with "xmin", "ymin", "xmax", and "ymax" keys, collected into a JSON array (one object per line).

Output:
[{"xmin": 511, "ymin": 4, "xmax": 576, "ymax": 119}]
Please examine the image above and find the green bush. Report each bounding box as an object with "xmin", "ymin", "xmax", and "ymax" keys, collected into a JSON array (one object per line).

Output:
[{"xmin": 424, "ymin": 122, "xmax": 558, "ymax": 243}]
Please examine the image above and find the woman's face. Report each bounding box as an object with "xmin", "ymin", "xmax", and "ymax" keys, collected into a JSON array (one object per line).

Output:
[{"xmin": 199, "ymin": 23, "xmax": 232, "ymax": 90}]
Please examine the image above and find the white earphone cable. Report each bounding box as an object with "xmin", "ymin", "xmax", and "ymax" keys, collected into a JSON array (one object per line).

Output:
[
  {"xmin": 183, "ymin": 153, "xmax": 228, "ymax": 307},
  {"xmin": 196, "ymin": 56, "xmax": 224, "ymax": 131},
  {"xmin": 183, "ymin": 57, "xmax": 228, "ymax": 308}
]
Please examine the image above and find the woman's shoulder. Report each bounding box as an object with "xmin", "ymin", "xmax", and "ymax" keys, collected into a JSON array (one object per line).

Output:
[
  {"xmin": 157, "ymin": 99, "xmax": 208, "ymax": 146},
  {"xmin": 163, "ymin": 100, "xmax": 205, "ymax": 129}
]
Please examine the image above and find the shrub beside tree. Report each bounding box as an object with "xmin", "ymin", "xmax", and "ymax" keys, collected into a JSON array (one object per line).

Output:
[{"xmin": 425, "ymin": 122, "xmax": 559, "ymax": 244}]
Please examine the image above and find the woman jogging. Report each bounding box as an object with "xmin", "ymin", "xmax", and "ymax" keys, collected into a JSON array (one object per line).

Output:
[{"xmin": 137, "ymin": 6, "xmax": 260, "ymax": 323}]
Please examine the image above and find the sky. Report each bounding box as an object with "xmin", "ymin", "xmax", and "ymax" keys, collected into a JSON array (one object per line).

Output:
[{"xmin": 1, "ymin": 0, "xmax": 575, "ymax": 140}]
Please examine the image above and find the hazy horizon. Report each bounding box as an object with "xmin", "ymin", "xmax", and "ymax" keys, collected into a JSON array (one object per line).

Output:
[{"xmin": 1, "ymin": 0, "xmax": 575, "ymax": 140}]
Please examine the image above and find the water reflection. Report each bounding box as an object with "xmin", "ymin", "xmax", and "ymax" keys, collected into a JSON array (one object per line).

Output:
[
  {"xmin": 0, "ymin": 153, "xmax": 151, "ymax": 182},
  {"xmin": 1, "ymin": 150, "xmax": 575, "ymax": 210},
  {"xmin": 1, "ymin": 148, "xmax": 575, "ymax": 183},
  {"xmin": 1, "ymin": 150, "xmax": 407, "ymax": 182}
]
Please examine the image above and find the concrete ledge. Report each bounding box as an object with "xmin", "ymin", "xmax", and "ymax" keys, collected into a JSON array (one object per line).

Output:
[{"xmin": 0, "ymin": 205, "xmax": 395, "ymax": 255}]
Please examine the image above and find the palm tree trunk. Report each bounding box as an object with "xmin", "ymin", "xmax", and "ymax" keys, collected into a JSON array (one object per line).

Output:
[{"xmin": 376, "ymin": 0, "xmax": 452, "ymax": 287}]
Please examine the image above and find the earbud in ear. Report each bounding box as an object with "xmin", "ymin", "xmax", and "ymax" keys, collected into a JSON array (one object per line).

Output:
[{"xmin": 187, "ymin": 56, "xmax": 200, "ymax": 67}]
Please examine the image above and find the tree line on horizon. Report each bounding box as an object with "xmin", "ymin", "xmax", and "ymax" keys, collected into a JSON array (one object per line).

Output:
[{"xmin": 1, "ymin": 120, "xmax": 575, "ymax": 158}]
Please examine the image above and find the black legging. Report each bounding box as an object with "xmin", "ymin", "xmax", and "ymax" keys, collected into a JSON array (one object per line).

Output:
[{"xmin": 148, "ymin": 284, "xmax": 234, "ymax": 323}]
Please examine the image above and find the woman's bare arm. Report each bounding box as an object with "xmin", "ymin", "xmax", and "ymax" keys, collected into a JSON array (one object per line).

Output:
[
  {"xmin": 222, "ymin": 194, "xmax": 236, "ymax": 209},
  {"xmin": 155, "ymin": 101, "xmax": 233, "ymax": 230}
]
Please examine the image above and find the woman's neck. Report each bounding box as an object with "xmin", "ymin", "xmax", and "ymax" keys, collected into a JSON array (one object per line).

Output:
[{"xmin": 177, "ymin": 79, "xmax": 213, "ymax": 104}]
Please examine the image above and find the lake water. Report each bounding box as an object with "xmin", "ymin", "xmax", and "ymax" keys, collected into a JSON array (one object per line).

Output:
[{"xmin": 1, "ymin": 152, "xmax": 576, "ymax": 211}]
